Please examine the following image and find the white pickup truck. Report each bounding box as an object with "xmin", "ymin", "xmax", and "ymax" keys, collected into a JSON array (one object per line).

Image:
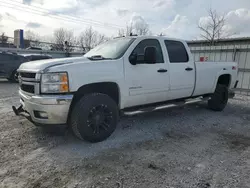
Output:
[{"xmin": 13, "ymin": 36, "xmax": 238, "ymax": 142}]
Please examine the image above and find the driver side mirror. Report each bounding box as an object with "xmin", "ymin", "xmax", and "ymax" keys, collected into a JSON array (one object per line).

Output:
[{"xmin": 129, "ymin": 53, "xmax": 137, "ymax": 65}]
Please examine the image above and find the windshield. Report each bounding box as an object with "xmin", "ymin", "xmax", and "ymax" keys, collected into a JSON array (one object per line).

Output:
[{"xmin": 84, "ymin": 38, "xmax": 135, "ymax": 60}]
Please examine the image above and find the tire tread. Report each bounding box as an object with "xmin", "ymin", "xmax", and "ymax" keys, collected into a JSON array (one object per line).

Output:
[{"xmin": 208, "ymin": 84, "xmax": 228, "ymax": 111}]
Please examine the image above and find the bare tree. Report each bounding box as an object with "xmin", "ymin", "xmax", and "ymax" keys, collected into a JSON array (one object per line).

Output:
[
  {"xmin": 25, "ymin": 30, "xmax": 40, "ymax": 41},
  {"xmin": 118, "ymin": 22, "xmax": 150, "ymax": 37},
  {"xmin": 96, "ymin": 34, "xmax": 108, "ymax": 46},
  {"xmin": 52, "ymin": 28, "xmax": 76, "ymax": 52},
  {"xmin": 0, "ymin": 32, "xmax": 8, "ymax": 44},
  {"xmin": 78, "ymin": 27, "xmax": 108, "ymax": 51},
  {"xmin": 0, "ymin": 14, "xmax": 3, "ymax": 32},
  {"xmin": 118, "ymin": 23, "xmax": 134, "ymax": 37},
  {"xmin": 78, "ymin": 27, "xmax": 96, "ymax": 51},
  {"xmin": 198, "ymin": 9, "xmax": 234, "ymax": 45},
  {"xmin": 118, "ymin": 29, "xmax": 125, "ymax": 37},
  {"xmin": 24, "ymin": 30, "xmax": 41, "ymax": 48},
  {"xmin": 134, "ymin": 21, "xmax": 150, "ymax": 36}
]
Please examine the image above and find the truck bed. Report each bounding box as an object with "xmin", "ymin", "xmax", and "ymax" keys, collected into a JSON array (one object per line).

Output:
[{"xmin": 193, "ymin": 61, "xmax": 238, "ymax": 96}]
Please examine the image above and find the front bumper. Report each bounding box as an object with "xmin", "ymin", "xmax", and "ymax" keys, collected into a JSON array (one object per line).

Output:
[{"xmin": 13, "ymin": 90, "xmax": 73, "ymax": 125}]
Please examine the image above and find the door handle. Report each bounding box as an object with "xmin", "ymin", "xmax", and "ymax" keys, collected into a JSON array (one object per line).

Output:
[
  {"xmin": 185, "ymin": 67, "xmax": 193, "ymax": 71},
  {"xmin": 157, "ymin": 69, "xmax": 168, "ymax": 73}
]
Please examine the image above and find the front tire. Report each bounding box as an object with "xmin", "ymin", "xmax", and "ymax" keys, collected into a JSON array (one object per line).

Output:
[
  {"xmin": 70, "ymin": 93, "xmax": 119, "ymax": 143},
  {"xmin": 208, "ymin": 84, "xmax": 228, "ymax": 111}
]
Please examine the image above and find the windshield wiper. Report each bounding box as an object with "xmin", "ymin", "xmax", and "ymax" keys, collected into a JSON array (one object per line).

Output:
[{"xmin": 87, "ymin": 55, "xmax": 113, "ymax": 60}]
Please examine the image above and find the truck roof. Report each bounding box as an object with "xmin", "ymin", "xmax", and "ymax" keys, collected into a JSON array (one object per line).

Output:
[{"xmin": 115, "ymin": 35, "xmax": 186, "ymax": 43}]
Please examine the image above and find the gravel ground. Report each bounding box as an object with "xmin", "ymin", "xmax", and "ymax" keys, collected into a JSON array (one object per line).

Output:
[{"xmin": 0, "ymin": 79, "xmax": 250, "ymax": 188}]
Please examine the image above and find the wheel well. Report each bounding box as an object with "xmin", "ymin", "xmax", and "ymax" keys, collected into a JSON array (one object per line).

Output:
[
  {"xmin": 217, "ymin": 74, "xmax": 231, "ymax": 87},
  {"xmin": 67, "ymin": 82, "xmax": 120, "ymax": 123},
  {"xmin": 8, "ymin": 69, "xmax": 17, "ymax": 78}
]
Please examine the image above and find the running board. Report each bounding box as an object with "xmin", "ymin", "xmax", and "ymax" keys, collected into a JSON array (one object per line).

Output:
[{"xmin": 121, "ymin": 96, "xmax": 210, "ymax": 116}]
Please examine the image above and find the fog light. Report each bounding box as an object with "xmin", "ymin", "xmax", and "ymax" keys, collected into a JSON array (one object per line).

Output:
[{"xmin": 34, "ymin": 111, "xmax": 48, "ymax": 119}]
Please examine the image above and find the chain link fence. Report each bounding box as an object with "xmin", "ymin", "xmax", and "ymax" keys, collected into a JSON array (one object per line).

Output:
[{"xmin": 0, "ymin": 36, "xmax": 87, "ymax": 53}]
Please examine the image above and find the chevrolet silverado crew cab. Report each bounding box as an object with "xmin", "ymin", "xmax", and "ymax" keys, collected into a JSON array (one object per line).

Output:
[{"xmin": 13, "ymin": 36, "xmax": 238, "ymax": 143}]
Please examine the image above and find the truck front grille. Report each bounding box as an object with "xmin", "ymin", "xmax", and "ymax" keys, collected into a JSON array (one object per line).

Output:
[
  {"xmin": 19, "ymin": 72, "xmax": 36, "ymax": 79},
  {"xmin": 19, "ymin": 71, "xmax": 39, "ymax": 94},
  {"xmin": 21, "ymin": 84, "xmax": 35, "ymax": 93}
]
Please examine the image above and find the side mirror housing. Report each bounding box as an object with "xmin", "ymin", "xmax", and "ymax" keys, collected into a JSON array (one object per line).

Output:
[{"xmin": 129, "ymin": 53, "xmax": 137, "ymax": 65}]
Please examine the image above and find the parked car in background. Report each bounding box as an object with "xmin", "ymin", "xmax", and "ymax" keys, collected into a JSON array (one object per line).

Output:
[
  {"xmin": 19, "ymin": 54, "xmax": 52, "ymax": 61},
  {"xmin": 26, "ymin": 47, "xmax": 43, "ymax": 50},
  {"xmin": 0, "ymin": 52, "xmax": 52, "ymax": 82}
]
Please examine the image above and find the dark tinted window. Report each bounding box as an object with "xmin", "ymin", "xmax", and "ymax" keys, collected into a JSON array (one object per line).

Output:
[
  {"xmin": 164, "ymin": 40, "xmax": 189, "ymax": 63},
  {"xmin": 0, "ymin": 54, "xmax": 10, "ymax": 61},
  {"xmin": 131, "ymin": 39, "xmax": 164, "ymax": 64},
  {"xmin": 29, "ymin": 56, "xmax": 51, "ymax": 61},
  {"xmin": 13, "ymin": 55, "xmax": 21, "ymax": 60},
  {"xmin": 30, "ymin": 56, "xmax": 41, "ymax": 61},
  {"xmin": 20, "ymin": 56, "xmax": 28, "ymax": 62},
  {"xmin": 0, "ymin": 54, "xmax": 20, "ymax": 61}
]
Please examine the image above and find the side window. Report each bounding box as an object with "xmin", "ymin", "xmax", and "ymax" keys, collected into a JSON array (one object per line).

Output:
[
  {"xmin": 13, "ymin": 55, "xmax": 21, "ymax": 60},
  {"xmin": 31, "ymin": 56, "xmax": 39, "ymax": 61},
  {"xmin": 0, "ymin": 54, "xmax": 6, "ymax": 61},
  {"xmin": 130, "ymin": 39, "xmax": 164, "ymax": 64},
  {"xmin": 20, "ymin": 56, "xmax": 28, "ymax": 62},
  {"xmin": 0, "ymin": 54, "xmax": 9, "ymax": 61},
  {"xmin": 0, "ymin": 54, "xmax": 22, "ymax": 61},
  {"xmin": 164, "ymin": 40, "xmax": 189, "ymax": 63}
]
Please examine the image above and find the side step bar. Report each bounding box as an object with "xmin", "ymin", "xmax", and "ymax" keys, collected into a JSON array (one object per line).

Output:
[{"xmin": 121, "ymin": 96, "xmax": 210, "ymax": 116}]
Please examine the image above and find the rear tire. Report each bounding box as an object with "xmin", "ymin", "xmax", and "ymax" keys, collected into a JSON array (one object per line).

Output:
[
  {"xmin": 70, "ymin": 93, "xmax": 119, "ymax": 143},
  {"xmin": 208, "ymin": 84, "xmax": 228, "ymax": 111}
]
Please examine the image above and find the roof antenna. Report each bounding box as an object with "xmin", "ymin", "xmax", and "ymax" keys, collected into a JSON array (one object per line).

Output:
[{"xmin": 130, "ymin": 33, "xmax": 138, "ymax": 36}]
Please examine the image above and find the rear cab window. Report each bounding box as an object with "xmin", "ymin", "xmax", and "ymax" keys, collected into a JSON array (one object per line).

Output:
[{"xmin": 164, "ymin": 40, "xmax": 189, "ymax": 63}]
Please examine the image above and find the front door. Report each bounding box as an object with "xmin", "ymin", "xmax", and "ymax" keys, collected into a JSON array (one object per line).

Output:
[{"xmin": 124, "ymin": 39, "xmax": 170, "ymax": 107}]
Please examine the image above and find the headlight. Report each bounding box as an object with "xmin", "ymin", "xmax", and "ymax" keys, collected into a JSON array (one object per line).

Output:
[{"xmin": 41, "ymin": 72, "xmax": 69, "ymax": 93}]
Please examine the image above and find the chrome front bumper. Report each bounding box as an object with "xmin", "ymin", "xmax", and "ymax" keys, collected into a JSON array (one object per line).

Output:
[{"xmin": 14, "ymin": 90, "xmax": 73, "ymax": 125}]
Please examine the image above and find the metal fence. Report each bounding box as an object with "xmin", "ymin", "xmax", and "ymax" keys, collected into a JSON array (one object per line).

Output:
[
  {"xmin": 1, "ymin": 36, "xmax": 86, "ymax": 53},
  {"xmin": 189, "ymin": 42, "xmax": 250, "ymax": 95},
  {"xmin": 0, "ymin": 47, "xmax": 84, "ymax": 58}
]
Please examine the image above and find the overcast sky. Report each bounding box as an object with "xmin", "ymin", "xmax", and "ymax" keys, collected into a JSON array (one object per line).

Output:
[{"xmin": 0, "ymin": 0, "xmax": 250, "ymax": 40}]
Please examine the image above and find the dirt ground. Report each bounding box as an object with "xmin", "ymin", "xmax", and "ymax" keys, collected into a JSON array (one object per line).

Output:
[{"xmin": 0, "ymin": 79, "xmax": 250, "ymax": 188}]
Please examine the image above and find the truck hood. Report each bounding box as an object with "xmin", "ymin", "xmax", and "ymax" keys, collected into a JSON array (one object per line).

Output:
[{"xmin": 18, "ymin": 56, "xmax": 87, "ymax": 72}]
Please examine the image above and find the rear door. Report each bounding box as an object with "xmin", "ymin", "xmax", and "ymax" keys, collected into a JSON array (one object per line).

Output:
[{"xmin": 164, "ymin": 40, "xmax": 195, "ymax": 99}]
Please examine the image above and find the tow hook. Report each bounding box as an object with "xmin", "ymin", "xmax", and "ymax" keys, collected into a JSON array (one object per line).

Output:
[{"xmin": 12, "ymin": 105, "xmax": 25, "ymax": 116}]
